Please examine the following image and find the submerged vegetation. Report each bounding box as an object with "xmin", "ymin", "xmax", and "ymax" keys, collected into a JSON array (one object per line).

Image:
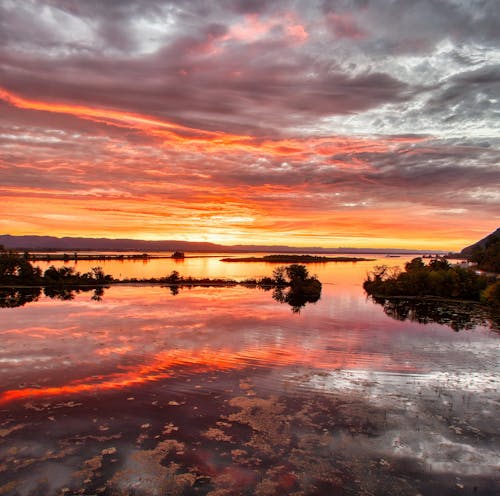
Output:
[{"xmin": 364, "ymin": 257, "xmax": 499, "ymax": 308}]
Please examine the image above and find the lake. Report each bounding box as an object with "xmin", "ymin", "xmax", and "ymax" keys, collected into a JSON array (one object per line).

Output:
[{"xmin": 0, "ymin": 255, "xmax": 498, "ymax": 495}]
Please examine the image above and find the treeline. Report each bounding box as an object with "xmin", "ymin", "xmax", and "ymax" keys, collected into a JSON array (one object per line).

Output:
[
  {"xmin": 120, "ymin": 271, "xmax": 238, "ymax": 286},
  {"xmin": 0, "ymin": 249, "xmax": 322, "ymax": 307},
  {"xmin": 364, "ymin": 257, "xmax": 499, "ymax": 307},
  {"xmin": 0, "ymin": 249, "xmax": 113, "ymax": 286}
]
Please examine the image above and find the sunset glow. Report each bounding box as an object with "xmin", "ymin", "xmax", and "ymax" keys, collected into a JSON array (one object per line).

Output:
[{"xmin": 1, "ymin": 1, "xmax": 499, "ymax": 250}]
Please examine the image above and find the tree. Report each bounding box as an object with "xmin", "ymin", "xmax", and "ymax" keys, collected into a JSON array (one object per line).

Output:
[
  {"xmin": 428, "ymin": 258, "xmax": 451, "ymax": 271},
  {"xmin": 18, "ymin": 261, "xmax": 42, "ymax": 282},
  {"xmin": 0, "ymin": 251, "xmax": 22, "ymax": 278},
  {"xmin": 0, "ymin": 250, "xmax": 41, "ymax": 283},
  {"xmin": 481, "ymin": 281, "xmax": 500, "ymax": 307},
  {"xmin": 270, "ymin": 264, "xmax": 322, "ymax": 313},
  {"xmin": 285, "ymin": 264, "xmax": 309, "ymax": 283},
  {"xmin": 405, "ymin": 257, "xmax": 425, "ymax": 272},
  {"xmin": 44, "ymin": 266, "xmax": 75, "ymax": 282},
  {"xmin": 165, "ymin": 270, "xmax": 180, "ymax": 283},
  {"xmin": 90, "ymin": 267, "xmax": 113, "ymax": 283},
  {"xmin": 272, "ymin": 266, "xmax": 287, "ymax": 286}
]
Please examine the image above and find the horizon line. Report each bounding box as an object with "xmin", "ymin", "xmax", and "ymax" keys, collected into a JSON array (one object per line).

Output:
[{"xmin": 0, "ymin": 233, "xmax": 453, "ymax": 253}]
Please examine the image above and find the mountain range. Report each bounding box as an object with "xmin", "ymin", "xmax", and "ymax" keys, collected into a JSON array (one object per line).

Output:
[{"xmin": 0, "ymin": 234, "xmax": 443, "ymax": 255}]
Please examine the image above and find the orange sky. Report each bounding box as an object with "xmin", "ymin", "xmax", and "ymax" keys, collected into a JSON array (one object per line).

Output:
[{"xmin": 1, "ymin": 1, "xmax": 498, "ymax": 250}]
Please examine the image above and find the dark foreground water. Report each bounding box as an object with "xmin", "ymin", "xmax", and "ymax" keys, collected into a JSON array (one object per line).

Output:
[{"xmin": 0, "ymin": 259, "xmax": 499, "ymax": 495}]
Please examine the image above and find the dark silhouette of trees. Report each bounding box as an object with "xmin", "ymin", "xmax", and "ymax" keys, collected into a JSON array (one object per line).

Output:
[
  {"xmin": 43, "ymin": 265, "xmax": 76, "ymax": 283},
  {"xmin": 272, "ymin": 266, "xmax": 287, "ymax": 286},
  {"xmin": 89, "ymin": 266, "xmax": 113, "ymax": 283},
  {"xmin": 0, "ymin": 249, "xmax": 113, "ymax": 288},
  {"xmin": 156, "ymin": 265, "xmax": 322, "ymax": 313},
  {"xmin": 41, "ymin": 265, "xmax": 113, "ymax": 285},
  {"xmin": 364, "ymin": 257, "xmax": 499, "ymax": 309},
  {"xmin": 285, "ymin": 264, "xmax": 309, "ymax": 282},
  {"xmin": 0, "ymin": 250, "xmax": 42, "ymax": 284},
  {"xmin": 0, "ymin": 253, "xmax": 324, "ymax": 312},
  {"xmin": 270, "ymin": 264, "xmax": 322, "ymax": 312}
]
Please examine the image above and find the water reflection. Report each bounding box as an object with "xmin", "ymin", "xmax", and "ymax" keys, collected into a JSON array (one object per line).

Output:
[
  {"xmin": 0, "ymin": 287, "xmax": 41, "ymax": 308},
  {"xmin": 0, "ymin": 279, "xmax": 498, "ymax": 495},
  {"xmin": 0, "ymin": 282, "xmax": 321, "ymax": 312},
  {"xmin": 371, "ymin": 296, "xmax": 500, "ymax": 332},
  {"xmin": 0, "ymin": 286, "xmax": 107, "ymax": 307},
  {"xmin": 32, "ymin": 251, "xmax": 409, "ymax": 286},
  {"xmin": 271, "ymin": 285, "xmax": 321, "ymax": 312}
]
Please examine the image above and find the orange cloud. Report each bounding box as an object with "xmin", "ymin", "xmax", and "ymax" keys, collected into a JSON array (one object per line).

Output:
[
  {"xmin": 1, "ymin": 88, "xmax": 495, "ymax": 250},
  {"xmin": 0, "ymin": 86, "xmax": 421, "ymax": 159}
]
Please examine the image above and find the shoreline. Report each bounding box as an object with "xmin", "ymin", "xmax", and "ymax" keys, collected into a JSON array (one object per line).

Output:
[{"xmin": 25, "ymin": 254, "xmax": 223, "ymax": 261}]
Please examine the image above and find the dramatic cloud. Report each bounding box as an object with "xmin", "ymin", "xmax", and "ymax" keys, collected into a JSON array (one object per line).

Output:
[{"xmin": 0, "ymin": 0, "xmax": 499, "ymax": 249}]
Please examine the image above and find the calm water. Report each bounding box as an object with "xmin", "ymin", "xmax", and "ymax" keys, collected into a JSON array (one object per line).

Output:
[
  {"xmin": 30, "ymin": 251, "xmax": 407, "ymax": 284},
  {"xmin": 0, "ymin": 256, "xmax": 498, "ymax": 495}
]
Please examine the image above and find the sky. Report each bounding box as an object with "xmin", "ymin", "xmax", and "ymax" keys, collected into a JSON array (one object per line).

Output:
[{"xmin": 1, "ymin": 0, "xmax": 499, "ymax": 250}]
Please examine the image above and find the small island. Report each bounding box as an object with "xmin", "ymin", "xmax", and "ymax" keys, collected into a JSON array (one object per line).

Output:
[{"xmin": 221, "ymin": 254, "xmax": 373, "ymax": 263}]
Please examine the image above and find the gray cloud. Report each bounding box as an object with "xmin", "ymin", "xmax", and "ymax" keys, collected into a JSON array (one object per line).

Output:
[{"xmin": 0, "ymin": 0, "xmax": 498, "ymax": 242}]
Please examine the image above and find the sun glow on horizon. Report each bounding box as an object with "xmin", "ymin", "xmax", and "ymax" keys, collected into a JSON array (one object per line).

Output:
[{"xmin": 1, "ymin": 1, "xmax": 498, "ymax": 251}]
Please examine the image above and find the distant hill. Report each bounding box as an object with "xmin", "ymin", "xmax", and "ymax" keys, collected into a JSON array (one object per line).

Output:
[
  {"xmin": 0, "ymin": 234, "xmax": 443, "ymax": 255},
  {"xmin": 0, "ymin": 235, "xmax": 221, "ymax": 253},
  {"xmin": 460, "ymin": 228, "xmax": 500, "ymax": 256},
  {"xmin": 460, "ymin": 227, "xmax": 500, "ymax": 273}
]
